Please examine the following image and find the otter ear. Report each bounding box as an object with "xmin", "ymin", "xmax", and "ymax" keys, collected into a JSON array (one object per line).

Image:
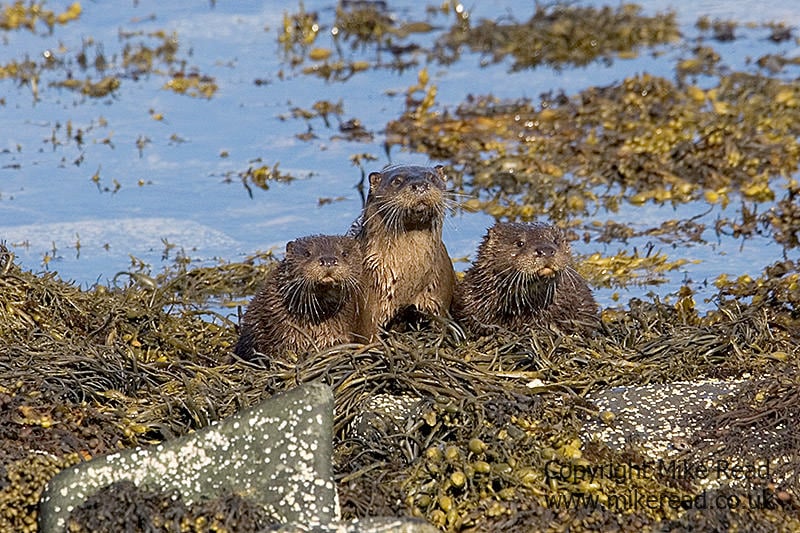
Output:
[
  {"xmin": 285, "ymin": 240, "xmax": 297, "ymax": 255},
  {"xmin": 481, "ymin": 227, "xmax": 497, "ymax": 247},
  {"xmin": 368, "ymin": 171, "xmax": 383, "ymax": 192},
  {"xmin": 486, "ymin": 223, "xmax": 502, "ymax": 241},
  {"xmin": 434, "ymin": 165, "xmax": 447, "ymax": 181}
]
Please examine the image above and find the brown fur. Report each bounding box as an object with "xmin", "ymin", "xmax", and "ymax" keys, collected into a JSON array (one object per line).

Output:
[
  {"xmin": 453, "ymin": 222, "xmax": 598, "ymax": 334},
  {"xmin": 234, "ymin": 235, "xmax": 362, "ymax": 360},
  {"xmin": 353, "ymin": 165, "xmax": 456, "ymax": 339}
]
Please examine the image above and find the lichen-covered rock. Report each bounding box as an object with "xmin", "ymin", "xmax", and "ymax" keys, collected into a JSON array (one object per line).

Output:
[
  {"xmin": 273, "ymin": 517, "xmax": 440, "ymax": 532},
  {"xmin": 350, "ymin": 393, "xmax": 425, "ymax": 442},
  {"xmin": 39, "ymin": 382, "xmax": 337, "ymax": 532},
  {"xmin": 583, "ymin": 379, "xmax": 746, "ymax": 456}
]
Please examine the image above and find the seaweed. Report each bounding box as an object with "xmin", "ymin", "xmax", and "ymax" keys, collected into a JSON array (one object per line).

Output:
[
  {"xmin": 433, "ymin": 3, "xmax": 679, "ymax": 70},
  {"xmin": 1, "ymin": 242, "xmax": 798, "ymax": 530},
  {"xmin": 66, "ymin": 480, "xmax": 276, "ymax": 533}
]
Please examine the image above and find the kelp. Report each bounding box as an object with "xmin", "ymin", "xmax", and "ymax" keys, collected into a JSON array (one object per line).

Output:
[
  {"xmin": 66, "ymin": 480, "xmax": 276, "ymax": 533},
  {"xmin": 278, "ymin": 2, "xmax": 680, "ymax": 81},
  {"xmin": 0, "ymin": 1, "xmax": 81, "ymax": 33},
  {"xmin": 433, "ymin": 3, "xmax": 680, "ymax": 69},
  {"xmin": 2, "ymin": 23, "xmax": 213, "ymax": 101},
  {"xmin": 1, "ymin": 243, "xmax": 798, "ymax": 531},
  {"xmin": 386, "ymin": 71, "xmax": 800, "ymax": 222}
]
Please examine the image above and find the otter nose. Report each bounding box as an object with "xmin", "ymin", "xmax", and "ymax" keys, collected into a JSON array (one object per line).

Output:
[
  {"xmin": 409, "ymin": 180, "xmax": 430, "ymax": 193},
  {"xmin": 533, "ymin": 243, "xmax": 557, "ymax": 257},
  {"xmin": 319, "ymin": 256, "xmax": 338, "ymax": 267}
]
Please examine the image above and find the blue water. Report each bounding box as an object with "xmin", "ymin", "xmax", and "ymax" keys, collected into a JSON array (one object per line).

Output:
[{"xmin": 1, "ymin": 0, "xmax": 798, "ymax": 311}]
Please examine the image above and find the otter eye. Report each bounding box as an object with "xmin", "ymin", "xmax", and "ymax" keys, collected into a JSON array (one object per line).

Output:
[
  {"xmin": 391, "ymin": 176, "xmax": 403, "ymax": 187},
  {"xmin": 304, "ymin": 250, "xmax": 312, "ymax": 258},
  {"xmin": 341, "ymin": 250, "xmax": 348, "ymax": 258},
  {"xmin": 516, "ymin": 240, "xmax": 525, "ymax": 248}
]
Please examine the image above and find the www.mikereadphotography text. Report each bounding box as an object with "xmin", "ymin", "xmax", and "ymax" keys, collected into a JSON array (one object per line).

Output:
[{"xmin": 545, "ymin": 487, "xmax": 779, "ymax": 512}]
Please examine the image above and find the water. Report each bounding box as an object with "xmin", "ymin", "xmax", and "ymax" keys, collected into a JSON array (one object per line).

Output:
[{"xmin": 1, "ymin": 0, "xmax": 798, "ymax": 310}]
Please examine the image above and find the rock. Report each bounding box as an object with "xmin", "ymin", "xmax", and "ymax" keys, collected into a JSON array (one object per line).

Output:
[
  {"xmin": 350, "ymin": 393, "xmax": 426, "ymax": 442},
  {"xmin": 39, "ymin": 382, "xmax": 338, "ymax": 532},
  {"xmin": 582, "ymin": 379, "xmax": 746, "ymax": 456},
  {"xmin": 274, "ymin": 517, "xmax": 440, "ymax": 532}
]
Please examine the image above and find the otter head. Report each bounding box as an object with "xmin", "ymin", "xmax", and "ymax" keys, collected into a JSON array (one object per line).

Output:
[
  {"xmin": 484, "ymin": 222, "xmax": 571, "ymax": 278},
  {"xmin": 281, "ymin": 235, "xmax": 362, "ymax": 321},
  {"xmin": 478, "ymin": 222, "xmax": 573, "ymax": 313},
  {"xmin": 367, "ymin": 165, "xmax": 447, "ymax": 233}
]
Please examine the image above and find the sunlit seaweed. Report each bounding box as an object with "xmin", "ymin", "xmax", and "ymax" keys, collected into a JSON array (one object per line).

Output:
[
  {"xmin": 1, "ymin": 24, "xmax": 214, "ymax": 100},
  {"xmin": 280, "ymin": 2, "xmax": 678, "ymax": 88},
  {"xmin": 120, "ymin": 29, "xmax": 180, "ymax": 75},
  {"xmin": 580, "ymin": 249, "xmax": 695, "ymax": 289},
  {"xmin": 433, "ymin": 3, "xmax": 680, "ymax": 70},
  {"xmin": 385, "ymin": 67, "xmax": 800, "ymax": 278},
  {"xmin": 162, "ymin": 71, "xmax": 218, "ymax": 98},
  {"xmin": 389, "ymin": 72, "xmax": 800, "ymax": 201},
  {"xmin": 277, "ymin": 1, "xmax": 433, "ymax": 82},
  {"xmin": 333, "ymin": 2, "xmax": 394, "ymax": 49},
  {"xmin": 1, "ymin": 242, "xmax": 798, "ymax": 530},
  {"xmin": 0, "ymin": 1, "xmax": 80, "ymax": 33},
  {"xmin": 273, "ymin": 0, "xmax": 800, "ymax": 288},
  {"xmin": 51, "ymin": 75, "xmax": 120, "ymax": 97},
  {"xmin": 278, "ymin": 2, "xmax": 321, "ymax": 57},
  {"xmin": 712, "ymin": 179, "xmax": 800, "ymax": 250},
  {"xmin": 221, "ymin": 160, "xmax": 300, "ymax": 197}
]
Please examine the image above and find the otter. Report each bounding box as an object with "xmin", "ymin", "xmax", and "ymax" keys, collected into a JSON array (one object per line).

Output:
[
  {"xmin": 452, "ymin": 221, "xmax": 598, "ymax": 334},
  {"xmin": 234, "ymin": 235, "xmax": 362, "ymax": 361},
  {"xmin": 352, "ymin": 165, "xmax": 456, "ymax": 339}
]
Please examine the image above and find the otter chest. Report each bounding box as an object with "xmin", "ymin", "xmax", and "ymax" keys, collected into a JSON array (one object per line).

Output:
[{"xmin": 365, "ymin": 231, "xmax": 440, "ymax": 298}]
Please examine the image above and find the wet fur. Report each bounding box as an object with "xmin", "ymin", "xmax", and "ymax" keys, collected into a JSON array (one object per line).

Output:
[
  {"xmin": 353, "ymin": 165, "xmax": 456, "ymax": 339},
  {"xmin": 234, "ymin": 235, "xmax": 362, "ymax": 360},
  {"xmin": 453, "ymin": 222, "xmax": 598, "ymax": 334}
]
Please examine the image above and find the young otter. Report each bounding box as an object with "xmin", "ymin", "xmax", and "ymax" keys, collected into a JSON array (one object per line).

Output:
[
  {"xmin": 353, "ymin": 165, "xmax": 456, "ymax": 339},
  {"xmin": 234, "ymin": 235, "xmax": 362, "ymax": 361},
  {"xmin": 453, "ymin": 222, "xmax": 598, "ymax": 334}
]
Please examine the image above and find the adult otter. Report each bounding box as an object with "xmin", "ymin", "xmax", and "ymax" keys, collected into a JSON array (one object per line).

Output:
[
  {"xmin": 234, "ymin": 235, "xmax": 362, "ymax": 361},
  {"xmin": 452, "ymin": 221, "xmax": 598, "ymax": 334},
  {"xmin": 353, "ymin": 165, "xmax": 456, "ymax": 339}
]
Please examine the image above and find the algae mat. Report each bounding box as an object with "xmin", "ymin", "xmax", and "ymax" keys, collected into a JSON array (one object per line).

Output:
[{"xmin": 0, "ymin": 243, "xmax": 798, "ymax": 531}]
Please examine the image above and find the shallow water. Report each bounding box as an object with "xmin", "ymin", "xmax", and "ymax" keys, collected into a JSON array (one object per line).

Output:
[{"xmin": 1, "ymin": 0, "xmax": 798, "ymax": 312}]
